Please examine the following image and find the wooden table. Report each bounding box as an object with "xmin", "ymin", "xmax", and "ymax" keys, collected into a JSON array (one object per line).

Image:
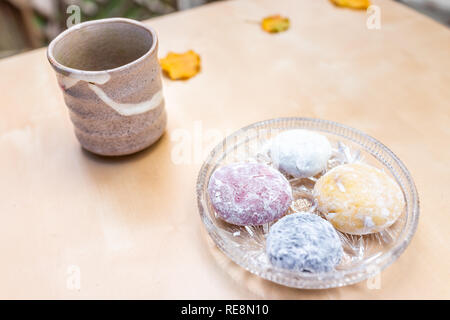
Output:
[{"xmin": 0, "ymin": 0, "xmax": 449, "ymax": 299}]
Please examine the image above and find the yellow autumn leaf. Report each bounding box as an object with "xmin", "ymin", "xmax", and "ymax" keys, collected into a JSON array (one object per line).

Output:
[
  {"xmin": 261, "ymin": 15, "xmax": 290, "ymax": 33},
  {"xmin": 330, "ymin": 0, "xmax": 371, "ymax": 10},
  {"xmin": 159, "ymin": 50, "xmax": 201, "ymax": 80}
]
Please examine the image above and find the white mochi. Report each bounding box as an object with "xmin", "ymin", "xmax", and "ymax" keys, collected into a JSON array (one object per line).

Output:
[{"xmin": 269, "ymin": 129, "xmax": 332, "ymax": 178}]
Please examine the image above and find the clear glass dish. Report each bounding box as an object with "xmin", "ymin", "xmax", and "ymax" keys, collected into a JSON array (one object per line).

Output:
[{"xmin": 196, "ymin": 118, "xmax": 419, "ymax": 289}]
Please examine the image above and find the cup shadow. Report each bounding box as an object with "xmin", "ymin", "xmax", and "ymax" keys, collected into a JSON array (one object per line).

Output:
[{"xmin": 80, "ymin": 132, "xmax": 166, "ymax": 165}]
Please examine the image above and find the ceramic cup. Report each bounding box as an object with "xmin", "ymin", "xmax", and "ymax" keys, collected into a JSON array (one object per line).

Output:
[{"xmin": 47, "ymin": 18, "xmax": 167, "ymax": 156}]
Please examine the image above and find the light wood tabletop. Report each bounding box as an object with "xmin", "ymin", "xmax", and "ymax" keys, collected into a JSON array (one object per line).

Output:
[{"xmin": 0, "ymin": 0, "xmax": 449, "ymax": 299}]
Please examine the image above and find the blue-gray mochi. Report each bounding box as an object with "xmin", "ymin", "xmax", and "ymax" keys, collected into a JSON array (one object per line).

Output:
[{"xmin": 266, "ymin": 213, "xmax": 343, "ymax": 273}]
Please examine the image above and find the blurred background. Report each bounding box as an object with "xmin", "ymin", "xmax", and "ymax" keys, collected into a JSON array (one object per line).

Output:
[{"xmin": 0, "ymin": 0, "xmax": 449, "ymax": 60}]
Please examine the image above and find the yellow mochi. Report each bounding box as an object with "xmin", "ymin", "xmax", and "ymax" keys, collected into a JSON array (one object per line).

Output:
[{"xmin": 313, "ymin": 163, "xmax": 405, "ymax": 235}]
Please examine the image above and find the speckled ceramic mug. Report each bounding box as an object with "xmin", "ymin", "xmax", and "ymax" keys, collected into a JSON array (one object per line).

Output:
[{"xmin": 47, "ymin": 18, "xmax": 166, "ymax": 156}]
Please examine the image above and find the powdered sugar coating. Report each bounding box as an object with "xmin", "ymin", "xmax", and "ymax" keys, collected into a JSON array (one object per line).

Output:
[
  {"xmin": 266, "ymin": 213, "xmax": 343, "ymax": 273},
  {"xmin": 314, "ymin": 163, "xmax": 405, "ymax": 235},
  {"xmin": 208, "ymin": 162, "xmax": 293, "ymax": 226},
  {"xmin": 269, "ymin": 129, "xmax": 332, "ymax": 178}
]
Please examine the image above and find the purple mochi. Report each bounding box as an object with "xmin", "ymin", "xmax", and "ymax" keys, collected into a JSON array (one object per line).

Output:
[{"xmin": 207, "ymin": 162, "xmax": 293, "ymax": 226}]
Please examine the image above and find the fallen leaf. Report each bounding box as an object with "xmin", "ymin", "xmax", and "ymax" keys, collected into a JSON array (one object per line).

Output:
[
  {"xmin": 261, "ymin": 15, "xmax": 290, "ymax": 33},
  {"xmin": 159, "ymin": 50, "xmax": 201, "ymax": 80},
  {"xmin": 330, "ymin": 0, "xmax": 371, "ymax": 10}
]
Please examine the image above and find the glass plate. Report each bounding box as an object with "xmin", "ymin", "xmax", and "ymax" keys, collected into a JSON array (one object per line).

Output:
[{"xmin": 196, "ymin": 117, "xmax": 419, "ymax": 289}]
